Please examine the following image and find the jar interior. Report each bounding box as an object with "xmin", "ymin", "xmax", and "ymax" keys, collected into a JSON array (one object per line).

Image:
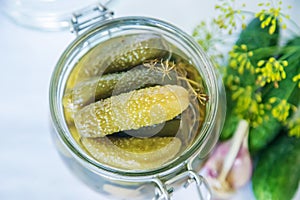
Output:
[{"xmin": 53, "ymin": 18, "xmax": 219, "ymax": 174}]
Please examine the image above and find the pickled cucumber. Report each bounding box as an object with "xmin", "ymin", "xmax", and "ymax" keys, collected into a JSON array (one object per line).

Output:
[
  {"xmin": 63, "ymin": 66, "xmax": 177, "ymax": 118},
  {"xmin": 74, "ymin": 85, "xmax": 189, "ymax": 137},
  {"xmin": 114, "ymin": 118, "xmax": 181, "ymax": 138},
  {"xmin": 81, "ymin": 137, "xmax": 182, "ymax": 170},
  {"xmin": 68, "ymin": 34, "xmax": 169, "ymax": 86}
]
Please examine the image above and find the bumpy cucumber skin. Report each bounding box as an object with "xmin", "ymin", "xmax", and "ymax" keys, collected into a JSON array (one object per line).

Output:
[
  {"xmin": 74, "ymin": 85, "xmax": 189, "ymax": 137},
  {"xmin": 105, "ymin": 35, "xmax": 169, "ymax": 74},
  {"xmin": 63, "ymin": 74, "xmax": 119, "ymax": 120},
  {"xmin": 81, "ymin": 136, "xmax": 182, "ymax": 170},
  {"xmin": 70, "ymin": 34, "xmax": 169, "ymax": 84},
  {"xmin": 252, "ymin": 135, "xmax": 300, "ymax": 200},
  {"xmin": 63, "ymin": 66, "xmax": 177, "ymax": 119}
]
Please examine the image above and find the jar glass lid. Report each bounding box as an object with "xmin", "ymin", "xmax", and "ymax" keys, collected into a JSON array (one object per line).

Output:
[{"xmin": 0, "ymin": 0, "xmax": 113, "ymax": 31}]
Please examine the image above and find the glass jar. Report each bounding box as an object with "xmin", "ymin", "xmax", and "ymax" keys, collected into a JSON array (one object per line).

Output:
[{"xmin": 49, "ymin": 6, "xmax": 226, "ymax": 200}]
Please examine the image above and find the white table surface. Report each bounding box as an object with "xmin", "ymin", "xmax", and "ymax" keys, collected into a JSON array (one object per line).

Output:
[{"xmin": 0, "ymin": 0, "xmax": 299, "ymax": 200}]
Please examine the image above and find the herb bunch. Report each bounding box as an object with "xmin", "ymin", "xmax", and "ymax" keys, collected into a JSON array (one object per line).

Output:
[
  {"xmin": 194, "ymin": 1, "xmax": 300, "ymax": 199},
  {"xmin": 194, "ymin": 0, "xmax": 300, "ymax": 152}
]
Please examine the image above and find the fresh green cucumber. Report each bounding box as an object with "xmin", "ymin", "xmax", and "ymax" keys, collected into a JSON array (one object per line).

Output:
[{"xmin": 252, "ymin": 134, "xmax": 300, "ymax": 200}]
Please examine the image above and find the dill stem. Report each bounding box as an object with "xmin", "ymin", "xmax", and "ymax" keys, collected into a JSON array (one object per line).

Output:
[{"xmin": 178, "ymin": 76, "xmax": 201, "ymax": 88}]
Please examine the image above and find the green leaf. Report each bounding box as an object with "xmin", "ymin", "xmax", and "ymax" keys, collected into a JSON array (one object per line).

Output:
[{"xmin": 236, "ymin": 17, "xmax": 280, "ymax": 50}]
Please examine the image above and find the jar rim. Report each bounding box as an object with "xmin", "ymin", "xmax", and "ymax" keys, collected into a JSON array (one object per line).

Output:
[{"xmin": 49, "ymin": 16, "xmax": 225, "ymax": 181}]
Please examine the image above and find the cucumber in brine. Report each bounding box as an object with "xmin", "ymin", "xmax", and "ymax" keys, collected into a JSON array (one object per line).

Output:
[
  {"xmin": 67, "ymin": 34, "xmax": 170, "ymax": 87},
  {"xmin": 81, "ymin": 136, "xmax": 182, "ymax": 170},
  {"xmin": 63, "ymin": 34, "xmax": 209, "ymax": 171},
  {"xmin": 74, "ymin": 85, "xmax": 189, "ymax": 137},
  {"xmin": 63, "ymin": 65, "xmax": 178, "ymax": 120}
]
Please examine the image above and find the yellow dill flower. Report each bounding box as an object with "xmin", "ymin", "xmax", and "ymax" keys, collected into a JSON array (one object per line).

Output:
[
  {"xmin": 255, "ymin": 57, "xmax": 288, "ymax": 88},
  {"xmin": 232, "ymin": 86, "xmax": 266, "ymax": 127},
  {"xmin": 255, "ymin": 0, "xmax": 291, "ymax": 34},
  {"xmin": 286, "ymin": 105, "xmax": 300, "ymax": 137},
  {"xmin": 270, "ymin": 99, "xmax": 292, "ymax": 123},
  {"xmin": 229, "ymin": 44, "xmax": 254, "ymax": 74},
  {"xmin": 288, "ymin": 118, "xmax": 300, "ymax": 137},
  {"xmin": 225, "ymin": 74, "xmax": 240, "ymax": 91},
  {"xmin": 292, "ymin": 73, "xmax": 300, "ymax": 88}
]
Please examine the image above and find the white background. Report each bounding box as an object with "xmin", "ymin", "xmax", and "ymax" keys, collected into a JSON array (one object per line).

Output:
[{"xmin": 0, "ymin": 0, "xmax": 299, "ymax": 200}]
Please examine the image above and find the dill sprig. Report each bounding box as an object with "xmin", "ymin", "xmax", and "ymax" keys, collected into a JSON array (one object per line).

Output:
[
  {"xmin": 214, "ymin": 0, "xmax": 247, "ymax": 34},
  {"xmin": 255, "ymin": 57, "xmax": 288, "ymax": 88},
  {"xmin": 229, "ymin": 44, "xmax": 254, "ymax": 74},
  {"xmin": 192, "ymin": 20, "xmax": 226, "ymax": 72},
  {"xmin": 255, "ymin": 0, "xmax": 292, "ymax": 34},
  {"xmin": 142, "ymin": 59, "xmax": 208, "ymax": 105}
]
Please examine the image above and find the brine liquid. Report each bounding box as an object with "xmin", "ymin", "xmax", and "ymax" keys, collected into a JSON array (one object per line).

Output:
[{"xmin": 63, "ymin": 33, "xmax": 207, "ymax": 171}]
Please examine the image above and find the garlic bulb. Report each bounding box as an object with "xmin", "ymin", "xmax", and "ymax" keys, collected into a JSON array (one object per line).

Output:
[{"xmin": 202, "ymin": 120, "xmax": 252, "ymax": 199}]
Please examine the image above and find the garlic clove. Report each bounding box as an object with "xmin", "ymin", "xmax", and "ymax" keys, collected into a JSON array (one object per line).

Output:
[
  {"xmin": 201, "ymin": 120, "xmax": 253, "ymax": 199},
  {"xmin": 227, "ymin": 144, "xmax": 252, "ymax": 189}
]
